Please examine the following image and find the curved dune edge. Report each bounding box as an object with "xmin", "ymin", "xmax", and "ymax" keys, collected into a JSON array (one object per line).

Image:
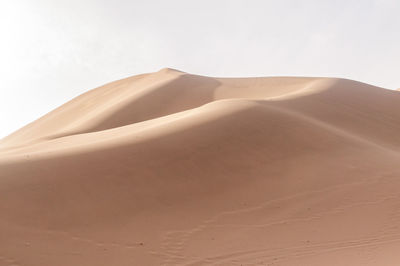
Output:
[{"xmin": 1, "ymin": 69, "xmax": 400, "ymax": 265}]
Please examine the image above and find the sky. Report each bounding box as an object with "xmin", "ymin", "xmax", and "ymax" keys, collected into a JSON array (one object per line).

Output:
[{"xmin": 0, "ymin": 0, "xmax": 399, "ymax": 138}]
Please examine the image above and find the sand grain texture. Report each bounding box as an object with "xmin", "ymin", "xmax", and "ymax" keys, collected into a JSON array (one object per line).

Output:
[{"xmin": 1, "ymin": 68, "xmax": 400, "ymax": 265}]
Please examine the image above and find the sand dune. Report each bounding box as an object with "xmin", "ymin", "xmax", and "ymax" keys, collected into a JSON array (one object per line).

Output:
[{"xmin": 1, "ymin": 68, "xmax": 400, "ymax": 265}]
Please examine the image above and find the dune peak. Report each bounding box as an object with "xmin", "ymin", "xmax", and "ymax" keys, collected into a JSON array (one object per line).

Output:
[{"xmin": 157, "ymin": 67, "xmax": 185, "ymax": 74}]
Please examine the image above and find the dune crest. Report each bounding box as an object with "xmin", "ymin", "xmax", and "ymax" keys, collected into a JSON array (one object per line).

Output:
[{"xmin": 1, "ymin": 69, "xmax": 400, "ymax": 265}]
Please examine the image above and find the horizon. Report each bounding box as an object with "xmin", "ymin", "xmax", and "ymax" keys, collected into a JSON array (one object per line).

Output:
[{"xmin": 1, "ymin": 0, "xmax": 399, "ymax": 138}]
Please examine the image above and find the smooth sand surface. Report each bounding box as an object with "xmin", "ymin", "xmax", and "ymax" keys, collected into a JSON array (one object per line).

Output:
[{"xmin": 1, "ymin": 68, "xmax": 400, "ymax": 265}]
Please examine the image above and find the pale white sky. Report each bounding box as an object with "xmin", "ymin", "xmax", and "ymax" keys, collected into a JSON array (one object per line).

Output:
[{"xmin": 1, "ymin": 0, "xmax": 399, "ymax": 138}]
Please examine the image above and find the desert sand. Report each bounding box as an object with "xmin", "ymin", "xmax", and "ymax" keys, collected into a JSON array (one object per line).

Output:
[{"xmin": 1, "ymin": 68, "xmax": 400, "ymax": 265}]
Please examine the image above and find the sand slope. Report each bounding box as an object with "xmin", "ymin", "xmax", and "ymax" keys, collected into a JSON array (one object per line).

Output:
[{"xmin": 1, "ymin": 68, "xmax": 400, "ymax": 265}]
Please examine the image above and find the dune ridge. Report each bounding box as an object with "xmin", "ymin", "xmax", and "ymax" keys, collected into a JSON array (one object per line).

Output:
[{"xmin": 1, "ymin": 68, "xmax": 400, "ymax": 265}]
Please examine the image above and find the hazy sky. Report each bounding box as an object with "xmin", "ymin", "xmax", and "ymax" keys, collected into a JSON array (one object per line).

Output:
[{"xmin": 1, "ymin": 0, "xmax": 399, "ymax": 138}]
